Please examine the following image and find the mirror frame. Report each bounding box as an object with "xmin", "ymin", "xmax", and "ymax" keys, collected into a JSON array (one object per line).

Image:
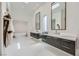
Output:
[
  {"xmin": 35, "ymin": 12, "xmax": 40, "ymax": 30},
  {"xmin": 51, "ymin": 2, "xmax": 66, "ymax": 30}
]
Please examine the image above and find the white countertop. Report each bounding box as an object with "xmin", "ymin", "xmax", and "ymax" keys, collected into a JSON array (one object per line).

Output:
[
  {"xmin": 31, "ymin": 32, "xmax": 77, "ymax": 41},
  {"xmin": 43, "ymin": 33, "xmax": 77, "ymax": 41}
]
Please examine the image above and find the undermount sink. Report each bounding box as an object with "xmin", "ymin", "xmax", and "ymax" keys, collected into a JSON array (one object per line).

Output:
[
  {"xmin": 45, "ymin": 33, "xmax": 77, "ymax": 41},
  {"xmin": 56, "ymin": 33, "xmax": 76, "ymax": 41}
]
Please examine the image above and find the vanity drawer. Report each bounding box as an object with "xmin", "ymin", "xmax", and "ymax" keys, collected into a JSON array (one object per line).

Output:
[
  {"xmin": 61, "ymin": 38, "xmax": 75, "ymax": 49},
  {"xmin": 60, "ymin": 38, "xmax": 75, "ymax": 55},
  {"xmin": 60, "ymin": 45, "xmax": 75, "ymax": 55},
  {"xmin": 43, "ymin": 36, "xmax": 62, "ymax": 49},
  {"xmin": 50, "ymin": 37, "xmax": 62, "ymax": 49}
]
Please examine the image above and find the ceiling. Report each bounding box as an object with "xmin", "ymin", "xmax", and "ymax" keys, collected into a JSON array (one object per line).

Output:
[
  {"xmin": 8, "ymin": 2, "xmax": 47, "ymax": 21},
  {"xmin": 23, "ymin": 2, "xmax": 46, "ymax": 12}
]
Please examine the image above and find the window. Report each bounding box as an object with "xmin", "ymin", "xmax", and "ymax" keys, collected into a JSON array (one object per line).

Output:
[{"xmin": 43, "ymin": 16, "xmax": 48, "ymax": 33}]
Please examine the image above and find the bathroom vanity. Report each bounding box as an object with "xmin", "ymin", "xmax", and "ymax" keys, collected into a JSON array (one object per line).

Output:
[
  {"xmin": 30, "ymin": 32, "xmax": 77, "ymax": 56},
  {"xmin": 41, "ymin": 34, "xmax": 75, "ymax": 55},
  {"xmin": 30, "ymin": 32, "xmax": 40, "ymax": 39},
  {"xmin": 30, "ymin": 2, "xmax": 79, "ymax": 56}
]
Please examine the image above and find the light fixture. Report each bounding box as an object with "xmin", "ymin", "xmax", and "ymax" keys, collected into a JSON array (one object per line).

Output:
[
  {"xmin": 52, "ymin": 3, "xmax": 60, "ymax": 10},
  {"xmin": 24, "ymin": 2, "xmax": 29, "ymax": 4}
]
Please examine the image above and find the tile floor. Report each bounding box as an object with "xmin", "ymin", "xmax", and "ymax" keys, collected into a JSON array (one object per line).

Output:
[{"xmin": 5, "ymin": 33, "xmax": 72, "ymax": 56}]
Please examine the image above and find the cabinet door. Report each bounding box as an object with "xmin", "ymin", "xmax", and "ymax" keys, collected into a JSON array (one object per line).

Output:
[
  {"xmin": 61, "ymin": 39, "xmax": 75, "ymax": 49},
  {"xmin": 60, "ymin": 39, "xmax": 75, "ymax": 55},
  {"xmin": 44, "ymin": 36, "xmax": 61, "ymax": 49},
  {"xmin": 51, "ymin": 37, "xmax": 62, "ymax": 49},
  {"xmin": 42, "ymin": 35, "xmax": 75, "ymax": 55},
  {"xmin": 30, "ymin": 32, "xmax": 40, "ymax": 39}
]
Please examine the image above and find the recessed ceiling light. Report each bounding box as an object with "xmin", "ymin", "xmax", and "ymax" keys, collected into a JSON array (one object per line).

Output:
[{"xmin": 24, "ymin": 2, "xmax": 29, "ymax": 4}]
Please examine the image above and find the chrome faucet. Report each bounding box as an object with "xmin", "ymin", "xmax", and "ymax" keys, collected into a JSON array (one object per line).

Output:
[{"xmin": 55, "ymin": 24, "xmax": 60, "ymax": 35}]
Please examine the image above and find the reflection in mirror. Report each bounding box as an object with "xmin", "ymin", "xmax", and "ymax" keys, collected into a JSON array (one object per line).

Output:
[
  {"xmin": 42, "ymin": 15, "xmax": 48, "ymax": 34},
  {"xmin": 51, "ymin": 2, "xmax": 66, "ymax": 30},
  {"xmin": 35, "ymin": 12, "xmax": 40, "ymax": 30}
]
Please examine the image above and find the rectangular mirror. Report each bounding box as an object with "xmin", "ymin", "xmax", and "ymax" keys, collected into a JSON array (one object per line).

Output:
[
  {"xmin": 35, "ymin": 12, "xmax": 40, "ymax": 30},
  {"xmin": 51, "ymin": 2, "xmax": 66, "ymax": 30}
]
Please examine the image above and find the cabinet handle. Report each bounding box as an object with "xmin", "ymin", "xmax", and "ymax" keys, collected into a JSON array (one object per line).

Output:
[{"xmin": 63, "ymin": 45, "xmax": 70, "ymax": 49}]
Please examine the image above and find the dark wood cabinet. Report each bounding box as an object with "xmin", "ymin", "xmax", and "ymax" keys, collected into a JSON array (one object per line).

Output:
[
  {"xmin": 60, "ymin": 38, "xmax": 75, "ymax": 55},
  {"xmin": 42, "ymin": 35, "xmax": 75, "ymax": 55},
  {"xmin": 30, "ymin": 32, "xmax": 40, "ymax": 39},
  {"xmin": 30, "ymin": 32, "xmax": 75, "ymax": 55}
]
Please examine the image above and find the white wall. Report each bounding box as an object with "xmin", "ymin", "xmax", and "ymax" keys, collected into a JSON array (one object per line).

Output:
[
  {"xmin": 0, "ymin": 2, "xmax": 2, "ymax": 56},
  {"xmin": 30, "ymin": 3, "xmax": 51, "ymax": 34},
  {"xmin": 8, "ymin": 2, "xmax": 32, "ymax": 22},
  {"xmin": 13, "ymin": 20, "xmax": 28, "ymax": 33},
  {"xmin": 8, "ymin": 2, "xmax": 33, "ymax": 36},
  {"xmin": 31, "ymin": 2, "xmax": 79, "ymax": 37},
  {"xmin": 30, "ymin": 3, "xmax": 51, "ymax": 33},
  {"xmin": 65, "ymin": 2, "xmax": 79, "ymax": 34}
]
